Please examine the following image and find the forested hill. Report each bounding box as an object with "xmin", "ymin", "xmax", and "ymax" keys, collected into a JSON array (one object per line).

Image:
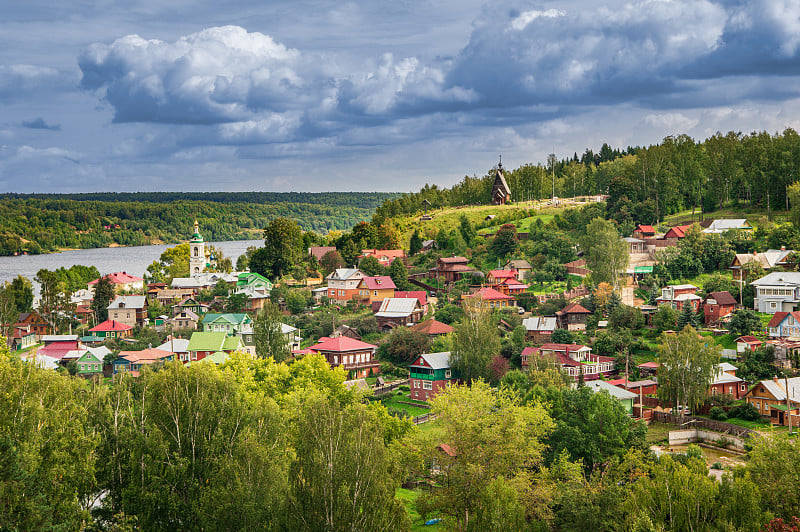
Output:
[{"xmin": 0, "ymin": 192, "xmax": 400, "ymax": 256}]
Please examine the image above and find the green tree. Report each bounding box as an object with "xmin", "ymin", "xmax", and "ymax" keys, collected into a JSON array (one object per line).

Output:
[
  {"xmin": 146, "ymin": 243, "xmax": 190, "ymax": 282},
  {"xmin": 748, "ymin": 434, "xmax": 800, "ymax": 520},
  {"xmin": 0, "ymin": 349, "xmax": 96, "ymax": 529},
  {"xmin": 452, "ymin": 306, "xmax": 501, "ymax": 384},
  {"xmin": 286, "ymin": 289, "xmax": 310, "ymax": 315},
  {"xmin": 676, "ymin": 302, "xmax": 697, "ymax": 330},
  {"xmin": 408, "ymin": 229, "xmax": 423, "ymax": 256},
  {"xmin": 489, "ymin": 224, "xmax": 519, "ymax": 258},
  {"xmin": 91, "ymin": 275, "xmax": 115, "ymax": 323},
  {"xmin": 253, "ymin": 302, "xmax": 291, "ymax": 362},
  {"xmin": 789, "ymin": 181, "xmax": 800, "ymax": 229},
  {"xmin": 262, "ymin": 218, "xmax": 303, "ymax": 280},
  {"xmin": 580, "ymin": 218, "xmax": 628, "ymax": 288},
  {"xmin": 320, "ymin": 250, "xmax": 345, "ymax": 275},
  {"xmin": 459, "ymin": 214, "xmax": 477, "ymax": 246},
  {"xmin": 288, "ymin": 392, "xmax": 409, "ymax": 531},
  {"xmin": 248, "ymin": 247, "xmax": 271, "ymax": 279},
  {"xmin": 728, "ymin": 308, "xmax": 761, "ymax": 337},
  {"xmin": 8, "ymin": 275, "xmax": 33, "ymax": 313},
  {"xmin": 359, "ymin": 255, "xmax": 385, "ymax": 276},
  {"xmin": 225, "ymin": 293, "xmax": 249, "ymax": 313},
  {"xmin": 376, "ymin": 327, "xmax": 430, "ymax": 366},
  {"xmin": 657, "ymin": 326, "xmax": 719, "ymax": 419},
  {"xmin": 652, "ymin": 305, "xmax": 678, "ymax": 332},
  {"xmin": 424, "ymin": 382, "xmax": 553, "ymax": 529},
  {"xmin": 548, "ymin": 386, "xmax": 647, "ymax": 472},
  {"xmin": 551, "ymin": 328, "xmax": 574, "ymax": 344},
  {"xmin": 388, "ymin": 258, "xmax": 410, "ymax": 291}
]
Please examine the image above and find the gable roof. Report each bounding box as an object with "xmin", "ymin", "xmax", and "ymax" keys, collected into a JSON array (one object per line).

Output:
[
  {"xmin": 557, "ymin": 302, "xmax": 591, "ymax": 315},
  {"xmin": 107, "ymin": 295, "xmax": 147, "ymax": 310},
  {"xmin": 360, "ymin": 276, "xmax": 397, "ymax": 290},
  {"xmin": 89, "ymin": 271, "xmax": 143, "ymax": 285},
  {"xmin": 634, "ymin": 224, "xmax": 655, "ymax": 234},
  {"xmin": 751, "ymin": 272, "xmax": 800, "ymax": 287},
  {"xmin": 156, "ymin": 338, "xmax": 191, "ymax": 353},
  {"xmin": 492, "ymin": 167, "xmax": 511, "ymax": 196},
  {"xmin": 309, "ymin": 246, "xmax": 337, "ymax": 260},
  {"xmin": 749, "ymin": 376, "xmax": 800, "ymax": 402},
  {"xmin": 488, "ymin": 269, "xmax": 517, "ymax": 280},
  {"xmin": 311, "ymin": 336, "xmax": 377, "ymax": 353},
  {"xmin": 706, "ymin": 291, "xmax": 737, "ymax": 306},
  {"xmin": 504, "ymin": 259, "xmax": 532, "ymax": 270},
  {"xmin": 702, "ymin": 219, "xmax": 752, "ymax": 233},
  {"xmin": 468, "ymin": 286, "xmax": 514, "ymax": 301},
  {"xmin": 664, "ymin": 223, "xmax": 695, "ymax": 238},
  {"xmin": 585, "ymin": 380, "xmax": 639, "ymax": 400},
  {"xmin": 201, "ymin": 313, "xmax": 252, "ymax": 325},
  {"xmin": 411, "ymin": 351, "xmax": 452, "ymax": 370},
  {"xmin": 735, "ymin": 335, "xmax": 762, "ymax": 344},
  {"xmin": 90, "ymin": 320, "xmax": 133, "ymax": 332},
  {"xmin": 411, "ymin": 319, "xmax": 454, "ymax": 335},
  {"xmin": 767, "ymin": 312, "xmax": 800, "ymax": 328},
  {"xmin": 187, "ymin": 332, "xmax": 230, "ymax": 352},
  {"xmin": 438, "ymin": 256, "xmax": 469, "ymax": 264},
  {"xmin": 375, "ymin": 297, "xmax": 420, "ymax": 318},
  {"xmin": 118, "ymin": 348, "xmax": 174, "ymax": 363},
  {"xmin": 522, "ymin": 316, "xmax": 558, "ymax": 332},
  {"xmin": 395, "ymin": 291, "xmax": 428, "ymax": 307},
  {"xmin": 326, "ymin": 268, "xmax": 362, "ymax": 281}
]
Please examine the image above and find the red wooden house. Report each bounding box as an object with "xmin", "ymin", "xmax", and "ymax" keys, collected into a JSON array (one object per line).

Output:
[
  {"xmin": 310, "ymin": 336, "xmax": 380, "ymax": 379},
  {"xmin": 703, "ymin": 291, "xmax": 737, "ymax": 326},
  {"xmin": 409, "ymin": 351, "xmax": 458, "ymax": 401}
]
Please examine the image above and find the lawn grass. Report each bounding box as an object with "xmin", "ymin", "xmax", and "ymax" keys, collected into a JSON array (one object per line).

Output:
[
  {"xmin": 415, "ymin": 419, "xmax": 445, "ymax": 438},
  {"xmin": 647, "ymin": 422, "xmax": 673, "ymax": 443},
  {"xmin": 397, "ymin": 488, "xmax": 444, "ymax": 531},
  {"xmin": 661, "ymin": 205, "xmax": 787, "ymax": 228},
  {"xmin": 380, "ymin": 391, "xmax": 431, "ymax": 418}
]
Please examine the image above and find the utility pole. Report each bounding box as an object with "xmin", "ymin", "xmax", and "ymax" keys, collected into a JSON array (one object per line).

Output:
[{"xmin": 785, "ymin": 375, "xmax": 793, "ymax": 434}]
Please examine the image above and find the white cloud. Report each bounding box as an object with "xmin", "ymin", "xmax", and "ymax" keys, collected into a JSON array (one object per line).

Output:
[
  {"xmin": 509, "ymin": 8, "xmax": 564, "ymax": 31},
  {"xmin": 644, "ymin": 112, "xmax": 699, "ymax": 132}
]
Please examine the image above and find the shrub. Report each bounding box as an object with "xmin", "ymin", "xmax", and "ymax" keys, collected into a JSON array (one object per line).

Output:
[
  {"xmin": 730, "ymin": 402, "xmax": 761, "ymax": 421},
  {"xmin": 711, "ymin": 462, "xmax": 723, "ymax": 470},
  {"xmin": 399, "ymin": 385, "xmax": 410, "ymax": 392},
  {"xmin": 716, "ymin": 436, "xmax": 733, "ymax": 449},
  {"xmin": 709, "ymin": 406, "xmax": 728, "ymax": 421}
]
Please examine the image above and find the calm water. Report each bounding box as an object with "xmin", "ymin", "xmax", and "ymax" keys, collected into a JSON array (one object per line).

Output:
[{"xmin": 0, "ymin": 240, "xmax": 264, "ymax": 292}]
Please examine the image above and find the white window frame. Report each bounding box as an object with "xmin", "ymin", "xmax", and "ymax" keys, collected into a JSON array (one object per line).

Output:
[{"xmin": 423, "ymin": 381, "xmax": 433, "ymax": 390}]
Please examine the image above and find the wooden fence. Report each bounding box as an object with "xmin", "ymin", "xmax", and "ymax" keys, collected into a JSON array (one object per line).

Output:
[
  {"xmin": 651, "ymin": 411, "xmax": 754, "ymax": 438},
  {"xmin": 413, "ymin": 412, "xmax": 439, "ymax": 425},
  {"xmin": 372, "ymin": 379, "xmax": 410, "ymax": 396}
]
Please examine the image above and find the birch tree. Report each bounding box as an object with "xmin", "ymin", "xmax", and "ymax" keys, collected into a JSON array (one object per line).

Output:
[{"xmin": 657, "ymin": 326, "xmax": 719, "ymax": 420}]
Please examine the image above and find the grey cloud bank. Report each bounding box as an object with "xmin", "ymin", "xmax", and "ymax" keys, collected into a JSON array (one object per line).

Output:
[{"xmin": 1, "ymin": 0, "xmax": 800, "ymax": 192}]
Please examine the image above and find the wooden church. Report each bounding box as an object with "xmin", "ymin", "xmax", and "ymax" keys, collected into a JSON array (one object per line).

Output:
[{"xmin": 492, "ymin": 160, "xmax": 512, "ymax": 205}]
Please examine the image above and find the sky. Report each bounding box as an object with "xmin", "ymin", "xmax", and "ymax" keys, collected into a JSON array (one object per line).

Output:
[{"xmin": 2, "ymin": 0, "xmax": 800, "ymax": 193}]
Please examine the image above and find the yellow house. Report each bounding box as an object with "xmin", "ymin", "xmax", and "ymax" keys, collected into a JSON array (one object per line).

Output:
[{"xmin": 357, "ymin": 276, "xmax": 397, "ymax": 304}]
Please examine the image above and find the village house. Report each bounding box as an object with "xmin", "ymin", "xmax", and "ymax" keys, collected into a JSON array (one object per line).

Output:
[
  {"xmin": 186, "ymin": 331, "xmax": 243, "ymax": 363},
  {"xmin": 15, "ymin": 311, "xmax": 52, "ymax": 340},
  {"xmin": 710, "ymin": 362, "xmax": 747, "ymax": 399},
  {"xmin": 36, "ymin": 335, "xmax": 82, "ymax": 361},
  {"xmin": 410, "ymin": 319, "xmax": 454, "ymax": 337},
  {"xmin": 374, "ymin": 297, "xmax": 424, "ymax": 330},
  {"xmin": 701, "ymin": 218, "xmax": 753, "ymax": 234},
  {"xmin": 486, "ymin": 269, "xmax": 518, "ymax": 285},
  {"xmin": 663, "ymin": 223, "xmax": 695, "ymax": 242},
  {"xmin": 88, "ymin": 271, "xmax": 145, "ymax": 294},
  {"xmin": 237, "ymin": 271, "xmax": 273, "ymax": 292},
  {"xmin": 359, "ymin": 249, "xmax": 406, "ymax": 267},
  {"xmin": 584, "ymin": 380, "xmax": 639, "ymax": 415},
  {"xmin": 326, "ymin": 268, "xmax": 366, "ymax": 305},
  {"xmin": 75, "ymin": 347, "xmax": 109, "ymax": 378},
  {"xmin": 765, "ymin": 339, "xmax": 800, "ymax": 369},
  {"xmin": 766, "ymin": 311, "xmax": 800, "ymax": 339},
  {"xmin": 89, "ymin": 319, "xmax": 133, "ymax": 339},
  {"xmin": 331, "ymin": 324, "xmax": 362, "ymax": 340},
  {"xmin": 395, "ymin": 291, "xmax": 429, "ymax": 314},
  {"xmin": 632, "ymin": 224, "xmax": 656, "ymax": 239},
  {"xmin": 502, "ymin": 259, "xmax": 533, "ymax": 280},
  {"xmin": 462, "ymin": 286, "xmax": 516, "ymax": 310},
  {"xmin": 163, "ymin": 310, "xmax": 200, "ymax": 331},
  {"xmin": 409, "ymin": 351, "xmax": 458, "ymax": 401},
  {"xmin": 623, "ymin": 237, "xmax": 647, "ymax": 253},
  {"xmin": 6, "ymin": 325, "xmax": 36, "ymax": 351},
  {"xmin": 522, "ymin": 343, "xmax": 615, "ymax": 380},
  {"xmin": 703, "ymin": 291, "xmax": 738, "ymax": 326},
  {"xmin": 555, "ymin": 302, "xmax": 591, "ymax": 331},
  {"xmin": 429, "ymin": 256, "xmax": 477, "ymax": 284},
  {"xmin": 357, "ymin": 276, "xmax": 396, "ymax": 304},
  {"xmin": 171, "ymin": 272, "xmax": 239, "ymax": 293},
  {"xmin": 201, "ymin": 313, "xmax": 253, "ymax": 334},
  {"xmin": 112, "ymin": 348, "xmax": 176, "ymax": 376},
  {"xmin": 730, "ymin": 248, "xmax": 795, "ymax": 279},
  {"xmin": 309, "ymin": 246, "xmax": 337, "ymax": 261},
  {"xmin": 655, "ymin": 284, "xmax": 702, "ymax": 311},
  {"xmin": 742, "ymin": 376, "xmax": 800, "ymax": 426},
  {"xmin": 309, "ymin": 336, "xmax": 380, "ymax": 379},
  {"xmin": 735, "ymin": 335, "xmax": 763, "ymax": 353},
  {"xmin": 606, "ymin": 378, "xmax": 659, "ymax": 397},
  {"xmin": 491, "ymin": 161, "xmax": 512, "ymax": 205},
  {"xmin": 751, "ymin": 272, "xmax": 800, "ymax": 314},
  {"xmin": 637, "ymin": 361, "xmax": 660, "ymax": 376},
  {"xmin": 171, "ymin": 296, "xmax": 208, "ymax": 316},
  {"xmin": 522, "ymin": 316, "xmax": 557, "ymax": 344},
  {"xmin": 107, "ymin": 295, "xmax": 148, "ymax": 328},
  {"xmin": 155, "ymin": 288, "xmax": 195, "ymax": 306},
  {"xmin": 156, "ymin": 337, "xmax": 191, "ymax": 361}
]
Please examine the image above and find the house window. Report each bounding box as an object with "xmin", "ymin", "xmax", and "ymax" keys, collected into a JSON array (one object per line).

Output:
[
  {"xmin": 740, "ymin": 384, "xmax": 746, "ymax": 392},
  {"xmin": 374, "ymin": 290, "xmax": 378, "ymax": 296},
  {"xmin": 423, "ymin": 381, "xmax": 433, "ymax": 390},
  {"xmin": 771, "ymin": 302, "xmax": 778, "ymax": 309},
  {"xmin": 445, "ymin": 370, "xmax": 451, "ymax": 379}
]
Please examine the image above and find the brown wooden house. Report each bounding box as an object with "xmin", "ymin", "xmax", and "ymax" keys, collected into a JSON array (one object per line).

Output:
[
  {"xmin": 555, "ymin": 302, "xmax": 591, "ymax": 331},
  {"xmin": 491, "ymin": 162, "xmax": 512, "ymax": 205},
  {"xmin": 703, "ymin": 291, "xmax": 737, "ymax": 326}
]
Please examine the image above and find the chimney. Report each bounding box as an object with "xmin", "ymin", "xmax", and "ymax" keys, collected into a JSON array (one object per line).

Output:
[{"xmin": 782, "ymin": 246, "xmax": 786, "ymax": 251}]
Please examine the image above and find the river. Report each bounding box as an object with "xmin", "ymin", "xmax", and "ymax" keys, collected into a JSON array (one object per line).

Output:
[{"xmin": 0, "ymin": 240, "xmax": 264, "ymax": 291}]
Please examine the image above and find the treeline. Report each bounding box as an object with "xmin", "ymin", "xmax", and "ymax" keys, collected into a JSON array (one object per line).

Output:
[
  {"xmin": 373, "ymin": 130, "xmax": 800, "ymax": 227},
  {"xmin": 0, "ymin": 193, "xmax": 399, "ymax": 256}
]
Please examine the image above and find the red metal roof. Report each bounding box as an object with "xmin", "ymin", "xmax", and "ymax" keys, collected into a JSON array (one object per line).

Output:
[
  {"xmin": 119, "ymin": 348, "xmax": 173, "ymax": 363},
  {"xmin": 90, "ymin": 319, "xmax": 133, "ymax": 332},
  {"xmin": 411, "ymin": 319, "xmax": 454, "ymax": 335},
  {"xmin": 88, "ymin": 271, "xmax": 143, "ymax": 285},
  {"xmin": 395, "ymin": 291, "xmax": 427, "ymax": 306},
  {"xmin": 635, "ymin": 224, "xmax": 655, "ymax": 233},
  {"xmin": 311, "ymin": 336, "xmax": 377, "ymax": 353},
  {"xmin": 469, "ymin": 286, "xmax": 514, "ymax": 300},
  {"xmin": 557, "ymin": 302, "xmax": 591, "ymax": 315},
  {"xmin": 360, "ymin": 276, "xmax": 397, "ymax": 290},
  {"xmin": 638, "ymin": 361, "xmax": 660, "ymax": 369},
  {"xmin": 735, "ymin": 335, "xmax": 762, "ymax": 345},
  {"xmin": 488, "ymin": 269, "xmax": 517, "ymax": 279}
]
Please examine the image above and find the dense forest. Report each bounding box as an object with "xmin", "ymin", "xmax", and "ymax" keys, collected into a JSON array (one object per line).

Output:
[
  {"xmin": 373, "ymin": 130, "xmax": 800, "ymax": 229},
  {"xmin": 0, "ymin": 192, "xmax": 399, "ymax": 256}
]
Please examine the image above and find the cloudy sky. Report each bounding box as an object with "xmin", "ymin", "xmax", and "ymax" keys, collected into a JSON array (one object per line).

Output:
[{"xmin": 2, "ymin": 0, "xmax": 800, "ymax": 193}]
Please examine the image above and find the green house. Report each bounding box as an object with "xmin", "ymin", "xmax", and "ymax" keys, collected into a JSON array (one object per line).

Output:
[
  {"xmin": 186, "ymin": 332, "xmax": 244, "ymax": 362},
  {"xmin": 237, "ymin": 272, "xmax": 273, "ymax": 292},
  {"xmin": 585, "ymin": 380, "xmax": 638, "ymax": 415},
  {"xmin": 76, "ymin": 350, "xmax": 104, "ymax": 376},
  {"xmin": 201, "ymin": 313, "xmax": 253, "ymax": 334},
  {"xmin": 408, "ymin": 351, "xmax": 459, "ymax": 401}
]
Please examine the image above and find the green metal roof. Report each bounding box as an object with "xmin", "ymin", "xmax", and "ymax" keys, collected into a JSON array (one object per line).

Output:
[
  {"xmin": 222, "ymin": 336, "xmax": 242, "ymax": 351},
  {"xmin": 634, "ymin": 266, "xmax": 654, "ymax": 273},
  {"xmin": 187, "ymin": 332, "xmax": 228, "ymax": 352},
  {"xmin": 201, "ymin": 313, "xmax": 252, "ymax": 325}
]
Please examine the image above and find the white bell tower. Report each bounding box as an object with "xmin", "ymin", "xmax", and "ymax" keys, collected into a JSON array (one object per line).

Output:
[{"xmin": 189, "ymin": 219, "xmax": 205, "ymax": 276}]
